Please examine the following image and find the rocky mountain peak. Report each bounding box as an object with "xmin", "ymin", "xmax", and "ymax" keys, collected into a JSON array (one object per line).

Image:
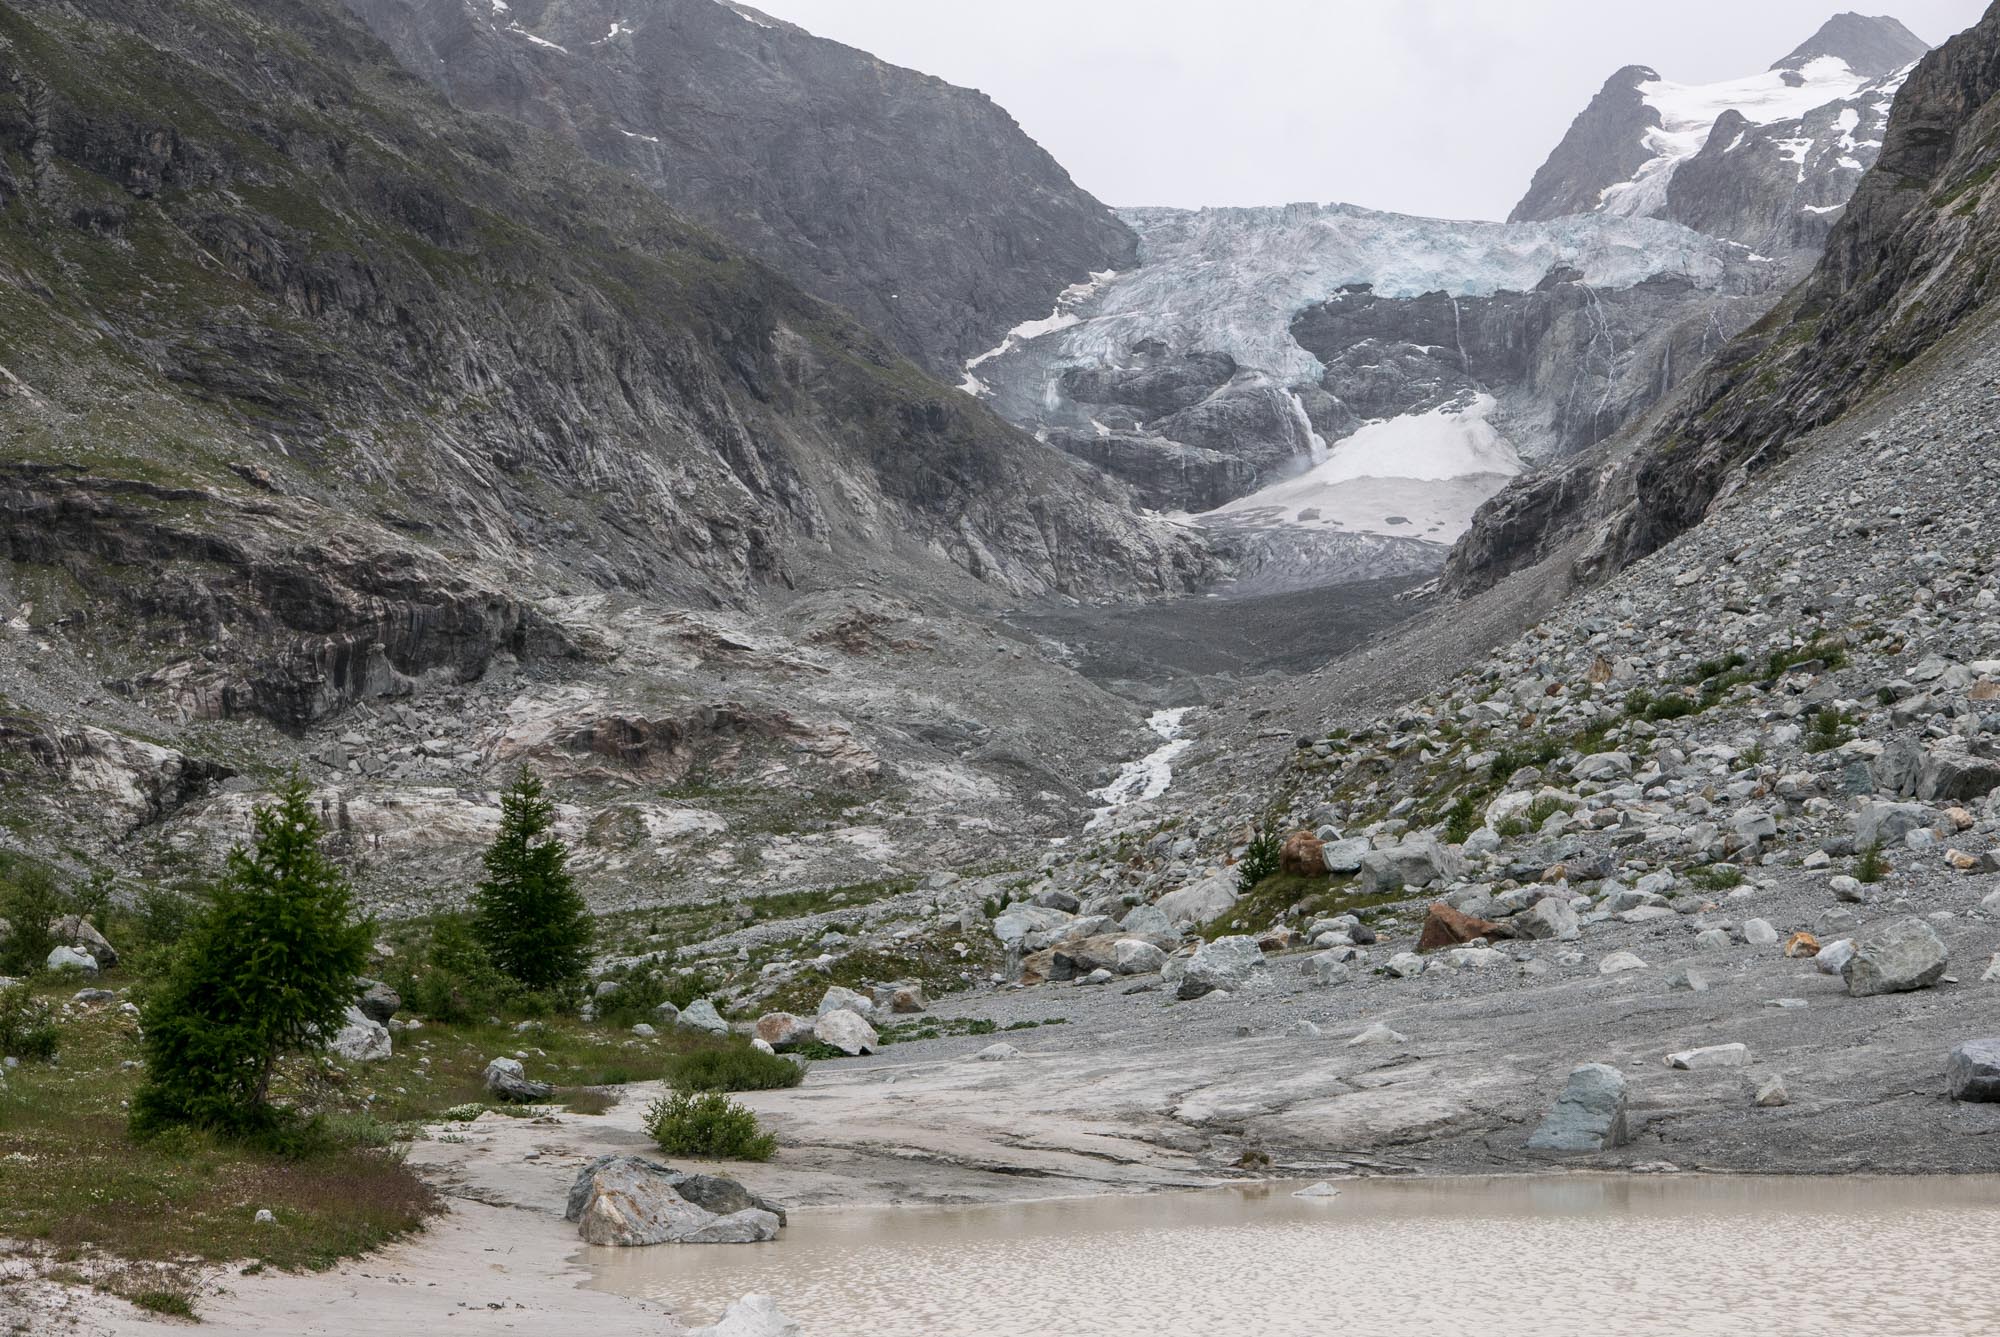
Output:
[{"xmin": 1772, "ymin": 11, "xmax": 1931, "ymax": 76}]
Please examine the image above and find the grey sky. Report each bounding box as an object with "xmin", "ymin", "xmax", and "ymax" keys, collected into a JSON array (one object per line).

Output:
[{"xmin": 743, "ymin": 1, "xmax": 1990, "ymax": 220}]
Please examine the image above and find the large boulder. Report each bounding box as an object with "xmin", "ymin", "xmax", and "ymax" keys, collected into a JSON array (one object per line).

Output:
[
  {"xmin": 51, "ymin": 916, "xmax": 118, "ymax": 969},
  {"xmin": 354, "ymin": 980, "xmax": 402, "ymax": 1025},
  {"xmin": 814, "ymin": 986, "xmax": 874, "ymax": 1019},
  {"xmin": 483, "ymin": 1057, "xmax": 552, "ymax": 1103},
  {"xmin": 812, "ymin": 1008, "xmax": 879, "ymax": 1056},
  {"xmin": 1947, "ymin": 1039, "xmax": 2000, "ymax": 1102},
  {"xmin": 689, "ymin": 1295, "xmax": 802, "ymax": 1337},
  {"xmin": 1279, "ymin": 830, "xmax": 1326, "ymax": 876},
  {"xmin": 45, "ymin": 946, "xmax": 98, "ymax": 974},
  {"xmin": 1358, "ymin": 835, "xmax": 1465, "ymax": 892},
  {"xmin": 1514, "ymin": 893, "xmax": 1580, "ymax": 942},
  {"xmin": 1320, "ymin": 837, "xmax": 1371, "ymax": 874},
  {"xmin": 753, "ymin": 1013, "xmax": 816, "ymax": 1051},
  {"xmin": 328, "ymin": 1006, "xmax": 392, "ymax": 1063},
  {"xmin": 992, "ymin": 904, "xmax": 1072, "ymax": 947},
  {"xmin": 1118, "ymin": 904, "xmax": 1176, "ymax": 938},
  {"xmin": 1175, "ymin": 935, "xmax": 1265, "ymax": 1000},
  {"xmin": 565, "ymin": 1156, "xmax": 784, "ymax": 1247},
  {"xmin": 1113, "ymin": 939, "xmax": 1168, "ymax": 975},
  {"xmin": 1154, "ymin": 871, "xmax": 1239, "ymax": 929},
  {"xmin": 1525, "ymin": 1063, "xmax": 1629, "ymax": 1152},
  {"xmin": 676, "ymin": 999, "xmax": 731, "ymax": 1036},
  {"xmin": 1854, "ymin": 802, "xmax": 1933, "ymax": 847},
  {"xmin": 1417, "ymin": 902, "xmax": 1508, "ymax": 952},
  {"xmin": 1842, "ymin": 918, "xmax": 1948, "ymax": 996}
]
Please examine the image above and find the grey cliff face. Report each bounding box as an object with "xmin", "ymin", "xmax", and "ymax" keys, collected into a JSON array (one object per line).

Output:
[
  {"xmin": 338, "ymin": 0, "xmax": 1137, "ymax": 378},
  {"xmin": 1508, "ymin": 66, "xmax": 1663, "ymax": 225},
  {"xmin": 1290, "ymin": 269, "xmax": 1772, "ymax": 465},
  {"xmin": 1773, "ymin": 11, "xmax": 1931, "ymax": 75}
]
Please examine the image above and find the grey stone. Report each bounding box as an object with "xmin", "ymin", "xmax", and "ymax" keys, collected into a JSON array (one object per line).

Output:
[
  {"xmin": 1526, "ymin": 1063, "xmax": 1629, "ymax": 1152},
  {"xmin": 1300, "ymin": 951, "xmax": 1353, "ymax": 987},
  {"xmin": 1742, "ymin": 918, "xmax": 1779, "ymax": 946},
  {"xmin": 676, "ymin": 998, "xmax": 731, "ymax": 1035},
  {"xmin": 1667, "ymin": 1043, "xmax": 1751, "ymax": 1070},
  {"xmin": 1113, "ymin": 939, "xmax": 1168, "ymax": 975},
  {"xmin": 1177, "ymin": 935, "xmax": 1266, "ymax": 1000},
  {"xmin": 1154, "ymin": 871, "xmax": 1239, "ymax": 930},
  {"xmin": 484, "ymin": 1056, "xmax": 552, "ymax": 1103},
  {"xmin": 328, "ymin": 1006, "xmax": 391, "ymax": 1063},
  {"xmin": 1855, "ymin": 802, "xmax": 1932, "ymax": 846},
  {"xmin": 1515, "ymin": 895, "xmax": 1580, "ymax": 942},
  {"xmin": 1947, "ymin": 1039, "xmax": 2000, "ymax": 1102},
  {"xmin": 1118, "ymin": 904, "xmax": 1175, "ymax": 938},
  {"xmin": 1843, "ymin": 918, "xmax": 1948, "ymax": 996},
  {"xmin": 815, "ymin": 986, "xmax": 875, "ymax": 1019},
  {"xmin": 812, "ymin": 1008, "xmax": 879, "ymax": 1055},
  {"xmin": 45, "ymin": 946, "xmax": 97, "ymax": 974}
]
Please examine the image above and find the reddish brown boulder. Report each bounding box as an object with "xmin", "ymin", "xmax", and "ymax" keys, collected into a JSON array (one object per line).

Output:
[
  {"xmin": 1417, "ymin": 901, "xmax": 1507, "ymax": 953},
  {"xmin": 1279, "ymin": 830, "xmax": 1326, "ymax": 877}
]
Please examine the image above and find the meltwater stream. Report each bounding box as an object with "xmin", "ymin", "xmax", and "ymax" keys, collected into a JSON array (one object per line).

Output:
[
  {"xmin": 588, "ymin": 1176, "xmax": 2000, "ymax": 1337},
  {"xmin": 1084, "ymin": 706, "xmax": 1193, "ymax": 827}
]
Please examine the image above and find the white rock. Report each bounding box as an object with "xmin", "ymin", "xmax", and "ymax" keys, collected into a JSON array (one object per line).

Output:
[
  {"xmin": 1347, "ymin": 1022, "xmax": 1407, "ymax": 1046},
  {"xmin": 1292, "ymin": 1181, "xmax": 1341, "ymax": 1198},
  {"xmin": 972, "ymin": 1042, "xmax": 1021, "ymax": 1061},
  {"xmin": 689, "ymin": 1294, "xmax": 801, "ymax": 1337},
  {"xmin": 813, "ymin": 1008, "xmax": 879, "ymax": 1056},
  {"xmin": 1667, "ymin": 1043, "xmax": 1751, "ymax": 1070},
  {"xmin": 328, "ymin": 1006, "xmax": 392, "ymax": 1063}
]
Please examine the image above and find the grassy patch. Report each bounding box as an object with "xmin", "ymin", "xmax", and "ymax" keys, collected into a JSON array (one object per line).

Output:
[
  {"xmin": 1686, "ymin": 864, "xmax": 1744, "ymax": 892},
  {"xmin": 753, "ymin": 927, "xmax": 998, "ymax": 1018},
  {"xmin": 1206, "ymin": 872, "xmax": 1406, "ymax": 939}
]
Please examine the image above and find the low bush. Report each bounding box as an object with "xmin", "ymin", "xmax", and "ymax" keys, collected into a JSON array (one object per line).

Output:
[
  {"xmin": 1855, "ymin": 839, "xmax": 1889, "ymax": 884},
  {"xmin": 643, "ymin": 1090, "xmax": 775, "ymax": 1161},
  {"xmin": 662, "ymin": 1045, "xmax": 805, "ymax": 1093},
  {"xmin": 0, "ymin": 984, "xmax": 60, "ymax": 1061}
]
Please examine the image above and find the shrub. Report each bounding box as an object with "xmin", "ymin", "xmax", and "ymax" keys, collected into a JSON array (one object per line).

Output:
[
  {"xmin": 1443, "ymin": 794, "xmax": 1479, "ymax": 843},
  {"xmin": 1687, "ymin": 864, "xmax": 1744, "ymax": 891},
  {"xmin": 1524, "ymin": 795, "xmax": 1574, "ymax": 827},
  {"xmin": 471, "ymin": 770, "xmax": 593, "ymax": 1000},
  {"xmin": 1236, "ymin": 829, "xmax": 1282, "ymax": 893},
  {"xmin": 131, "ymin": 776, "xmax": 373, "ymax": 1137},
  {"xmin": 643, "ymin": 1090, "xmax": 775, "ymax": 1161},
  {"xmin": 393, "ymin": 915, "xmax": 516, "ymax": 1023},
  {"xmin": 1806, "ymin": 706, "xmax": 1854, "ymax": 754},
  {"xmin": 0, "ymin": 857, "xmax": 65, "ymax": 976},
  {"xmin": 1855, "ymin": 839, "xmax": 1889, "ymax": 884},
  {"xmin": 0, "ymin": 984, "xmax": 59, "ymax": 1061},
  {"xmin": 1645, "ymin": 694, "xmax": 1699, "ymax": 722},
  {"xmin": 664, "ymin": 1045, "xmax": 806, "ymax": 1093}
]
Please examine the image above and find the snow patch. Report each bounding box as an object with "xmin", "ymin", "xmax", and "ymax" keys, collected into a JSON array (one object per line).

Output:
[
  {"xmin": 959, "ymin": 270, "xmax": 1117, "ymax": 397},
  {"xmin": 593, "ymin": 20, "xmax": 632, "ymax": 43},
  {"xmin": 617, "ymin": 128, "xmax": 661, "ymax": 144},
  {"xmin": 1600, "ymin": 56, "xmax": 1877, "ymax": 217},
  {"xmin": 505, "ymin": 23, "xmax": 568, "ymax": 52},
  {"xmin": 1208, "ymin": 394, "xmax": 1522, "ymax": 542}
]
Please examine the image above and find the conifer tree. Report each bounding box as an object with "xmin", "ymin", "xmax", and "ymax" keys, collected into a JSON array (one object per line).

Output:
[
  {"xmin": 470, "ymin": 769, "xmax": 592, "ymax": 997},
  {"xmin": 133, "ymin": 775, "xmax": 370, "ymax": 1135}
]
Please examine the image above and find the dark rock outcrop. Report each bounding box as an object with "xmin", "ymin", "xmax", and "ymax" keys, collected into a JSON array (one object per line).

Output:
[
  {"xmin": 1509, "ymin": 65, "xmax": 1662, "ymax": 225},
  {"xmin": 339, "ymin": 0, "xmax": 1136, "ymax": 377},
  {"xmin": 0, "ymin": 0, "xmax": 1209, "ymax": 738}
]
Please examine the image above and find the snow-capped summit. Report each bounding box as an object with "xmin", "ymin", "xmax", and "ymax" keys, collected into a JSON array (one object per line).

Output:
[{"xmin": 1512, "ymin": 13, "xmax": 1928, "ymax": 255}]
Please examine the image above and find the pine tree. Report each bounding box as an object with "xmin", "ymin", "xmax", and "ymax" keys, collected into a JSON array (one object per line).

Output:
[
  {"xmin": 132, "ymin": 775, "xmax": 371, "ymax": 1136},
  {"xmin": 471, "ymin": 769, "xmax": 592, "ymax": 998}
]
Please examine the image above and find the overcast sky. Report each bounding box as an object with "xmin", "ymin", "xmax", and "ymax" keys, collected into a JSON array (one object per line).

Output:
[{"xmin": 743, "ymin": 1, "xmax": 1989, "ymax": 220}]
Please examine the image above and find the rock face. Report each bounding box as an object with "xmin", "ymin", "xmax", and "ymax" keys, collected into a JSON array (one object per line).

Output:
[
  {"xmin": 1449, "ymin": 7, "xmax": 2000, "ymax": 596},
  {"xmin": 340, "ymin": 0, "xmax": 1135, "ymax": 379},
  {"xmin": 1510, "ymin": 15, "xmax": 1928, "ymax": 255},
  {"xmin": 1525, "ymin": 1063, "xmax": 1629, "ymax": 1152},
  {"xmin": 565, "ymin": 1156, "xmax": 784, "ymax": 1247},
  {"xmin": 1947, "ymin": 1039, "xmax": 2000, "ymax": 1102},
  {"xmin": 1843, "ymin": 919, "xmax": 1949, "ymax": 996}
]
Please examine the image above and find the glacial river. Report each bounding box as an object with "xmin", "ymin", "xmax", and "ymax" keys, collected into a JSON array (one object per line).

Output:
[{"xmin": 587, "ymin": 1175, "xmax": 2000, "ymax": 1336}]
